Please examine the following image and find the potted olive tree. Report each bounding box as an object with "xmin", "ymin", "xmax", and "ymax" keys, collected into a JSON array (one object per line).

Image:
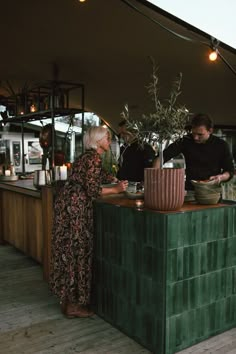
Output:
[{"xmin": 122, "ymin": 58, "xmax": 190, "ymax": 210}]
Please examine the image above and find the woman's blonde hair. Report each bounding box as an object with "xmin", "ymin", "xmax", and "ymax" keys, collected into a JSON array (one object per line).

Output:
[{"xmin": 83, "ymin": 126, "xmax": 110, "ymax": 150}]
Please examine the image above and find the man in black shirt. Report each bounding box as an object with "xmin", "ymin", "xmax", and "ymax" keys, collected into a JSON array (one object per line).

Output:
[
  {"xmin": 117, "ymin": 120, "xmax": 155, "ymax": 182},
  {"xmin": 154, "ymin": 113, "xmax": 234, "ymax": 190}
]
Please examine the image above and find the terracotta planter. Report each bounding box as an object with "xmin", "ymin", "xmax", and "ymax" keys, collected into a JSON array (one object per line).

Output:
[{"xmin": 144, "ymin": 168, "xmax": 185, "ymax": 211}]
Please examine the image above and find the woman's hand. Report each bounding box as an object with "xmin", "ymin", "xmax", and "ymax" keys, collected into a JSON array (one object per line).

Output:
[
  {"xmin": 101, "ymin": 180, "xmax": 128, "ymax": 195},
  {"xmin": 112, "ymin": 177, "xmax": 119, "ymax": 183},
  {"xmin": 115, "ymin": 180, "xmax": 128, "ymax": 193}
]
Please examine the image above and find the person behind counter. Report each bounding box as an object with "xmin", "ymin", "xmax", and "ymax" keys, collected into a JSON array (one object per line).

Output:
[
  {"xmin": 153, "ymin": 113, "xmax": 235, "ymax": 190},
  {"xmin": 117, "ymin": 119, "xmax": 155, "ymax": 182},
  {"xmin": 49, "ymin": 126, "xmax": 128, "ymax": 318}
]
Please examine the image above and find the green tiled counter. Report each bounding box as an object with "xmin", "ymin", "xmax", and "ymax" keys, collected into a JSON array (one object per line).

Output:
[{"xmin": 94, "ymin": 198, "xmax": 236, "ymax": 354}]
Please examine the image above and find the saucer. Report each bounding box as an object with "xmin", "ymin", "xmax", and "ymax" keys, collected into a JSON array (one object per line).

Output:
[{"xmin": 125, "ymin": 191, "xmax": 144, "ymax": 199}]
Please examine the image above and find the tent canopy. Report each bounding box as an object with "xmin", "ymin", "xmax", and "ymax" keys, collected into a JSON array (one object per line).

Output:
[{"xmin": 0, "ymin": 0, "xmax": 236, "ymax": 132}]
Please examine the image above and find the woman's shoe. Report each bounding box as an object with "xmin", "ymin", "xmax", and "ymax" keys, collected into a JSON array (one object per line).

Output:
[
  {"xmin": 67, "ymin": 305, "xmax": 95, "ymax": 318},
  {"xmin": 60, "ymin": 301, "xmax": 76, "ymax": 318},
  {"xmin": 60, "ymin": 301, "xmax": 67, "ymax": 315},
  {"xmin": 68, "ymin": 309, "xmax": 94, "ymax": 318},
  {"xmin": 61, "ymin": 302, "xmax": 94, "ymax": 318}
]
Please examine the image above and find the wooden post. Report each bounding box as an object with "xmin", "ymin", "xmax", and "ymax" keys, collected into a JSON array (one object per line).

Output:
[
  {"xmin": 41, "ymin": 185, "xmax": 53, "ymax": 282},
  {"xmin": 0, "ymin": 190, "xmax": 4, "ymax": 245}
]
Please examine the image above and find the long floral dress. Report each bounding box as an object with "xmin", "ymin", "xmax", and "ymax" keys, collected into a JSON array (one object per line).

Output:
[{"xmin": 49, "ymin": 149, "xmax": 116, "ymax": 305}]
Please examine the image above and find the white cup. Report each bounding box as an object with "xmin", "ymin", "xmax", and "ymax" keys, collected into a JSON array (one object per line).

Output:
[{"xmin": 127, "ymin": 182, "xmax": 137, "ymax": 193}]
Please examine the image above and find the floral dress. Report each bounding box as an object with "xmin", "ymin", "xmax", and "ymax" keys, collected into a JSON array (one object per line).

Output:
[{"xmin": 49, "ymin": 149, "xmax": 115, "ymax": 305}]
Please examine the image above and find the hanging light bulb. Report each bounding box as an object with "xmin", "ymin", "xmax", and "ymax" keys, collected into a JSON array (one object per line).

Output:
[
  {"xmin": 209, "ymin": 49, "xmax": 218, "ymax": 61},
  {"xmin": 207, "ymin": 37, "xmax": 236, "ymax": 77}
]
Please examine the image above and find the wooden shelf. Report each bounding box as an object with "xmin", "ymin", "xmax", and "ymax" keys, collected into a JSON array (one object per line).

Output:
[{"xmin": 0, "ymin": 80, "xmax": 85, "ymax": 124}]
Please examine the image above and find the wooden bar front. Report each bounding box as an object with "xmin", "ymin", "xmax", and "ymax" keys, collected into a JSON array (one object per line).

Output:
[{"xmin": 0, "ymin": 180, "xmax": 53, "ymax": 280}]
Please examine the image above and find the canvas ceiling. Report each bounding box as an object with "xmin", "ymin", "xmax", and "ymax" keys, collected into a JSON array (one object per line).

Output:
[{"xmin": 0, "ymin": 0, "xmax": 236, "ymax": 132}]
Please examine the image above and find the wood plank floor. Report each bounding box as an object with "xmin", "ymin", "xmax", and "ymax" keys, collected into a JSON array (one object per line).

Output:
[{"xmin": 0, "ymin": 244, "xmax": 236, "ymax": 354}]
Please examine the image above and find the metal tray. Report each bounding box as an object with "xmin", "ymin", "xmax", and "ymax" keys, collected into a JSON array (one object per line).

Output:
[{"xmin": 0, "ymin": 175, "xmax": 19, "ymax": 182}]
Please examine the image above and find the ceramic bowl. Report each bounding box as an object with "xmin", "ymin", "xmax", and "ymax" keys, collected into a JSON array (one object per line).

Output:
[
  {"xmin": 195, "ymin": 193, "xmax": 221, "ymax": 205},
  {"xmin": 191, "ymin": 179, "xmax": 221, "ymax": 194},
  {"xmin": 191, "ymin": 179, "xmax": 222, "ymax": 204},
  {"xmin": 191, "ymin": 179, "xmax": 216, "ymax": 186}
]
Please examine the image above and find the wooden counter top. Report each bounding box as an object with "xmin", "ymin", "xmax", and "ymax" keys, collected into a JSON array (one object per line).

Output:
[
  {"xmin": 0, "ymin": 179, "xmax": 41, "ymax": 198},
  {"xmin": 99, "ymin": 194, "xmax": 235, "ymax": 213}
]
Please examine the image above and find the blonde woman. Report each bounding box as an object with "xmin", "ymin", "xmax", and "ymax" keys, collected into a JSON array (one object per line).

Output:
[{"xmin": 50, "ymin": 126, "xmax": 128, "ymax": 318}]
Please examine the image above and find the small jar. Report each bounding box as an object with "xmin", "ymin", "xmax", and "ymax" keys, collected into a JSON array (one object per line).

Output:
[{"xmin": 10, "ymin": 163, "xmax": 16, "ymax": 176}]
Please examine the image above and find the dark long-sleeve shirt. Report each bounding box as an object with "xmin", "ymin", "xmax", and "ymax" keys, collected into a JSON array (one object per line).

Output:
[
  {"xmin": 117, "ymin": 141, "xmax": 155, "ymax": 182},
  {"xmin": 163, "ymin": 134, "xmax": 235, "ymax": 190}
]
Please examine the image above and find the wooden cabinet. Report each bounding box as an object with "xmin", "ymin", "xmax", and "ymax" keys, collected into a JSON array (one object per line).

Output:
[
  {"xmin": 1, "ymin": 189, "xmax": 43, "ymax": 262},
  {"xmin": 0, "ymin": 181, "xmax": 53, "ymax": 281}
]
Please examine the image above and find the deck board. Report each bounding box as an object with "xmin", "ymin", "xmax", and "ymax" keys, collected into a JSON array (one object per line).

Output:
[
  {"xmin": 0, "ymin": 244, "xmax": 235, "ymax": 354},
  {"xmin": 0, "ymin": 245, "xmax": 150, "ymax": 354}
]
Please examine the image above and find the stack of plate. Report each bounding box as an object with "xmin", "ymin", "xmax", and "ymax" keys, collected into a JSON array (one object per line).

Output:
[
  {"xmin": 0, "ymin": 175, "xmax": 19, "ymax": 182},
  {"xmin": 191, "ymin": 179, "xmax": 221, "ymax": 205}
]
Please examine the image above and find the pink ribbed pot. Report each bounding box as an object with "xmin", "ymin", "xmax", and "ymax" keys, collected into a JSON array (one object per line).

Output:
[{"xmin": 144, "ymin": 168, "xmax": 185, "ymax": 211}]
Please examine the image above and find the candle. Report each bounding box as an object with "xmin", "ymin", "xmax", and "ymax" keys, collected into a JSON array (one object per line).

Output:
[
  {"xmin": 135, "ymin": 199, "xmax": 144, "ymax": 210},
  {"xmin": 30, "ymin": 104, "xmax": 37, "ymax": 112},
  {"xmin": 65, "ymin": 162, "xmax": 72, "ymax": 169},
  {"xmin": 60, "ymin": 165, "xmax": 67, "ymax": 180},
  {"xmin": 65, "ymin": 162, "xmax": 72, "ymax": 177},
  {"xmin": 5, "ymin": 170, "xmax": 11, "ymax": 177},
  {"xmin": 54, "ymin": 166, "xmax": 60, "ymax": 181}
]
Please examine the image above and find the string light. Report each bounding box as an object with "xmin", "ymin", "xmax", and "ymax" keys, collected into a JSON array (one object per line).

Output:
[
  {"xmin": 208, "ymin": 37, "xmax": 236, "ymax": 76},
  {"xmin": 120, "ymin": 2, "xmax": 236, "ymax": 77},
  {"xmin": 209, "ymin": 38, "xmax": 220, "ymax": 62},
  {"xmin": 209, "ymin": 49, "xmax": 218, "ymax": 61}
]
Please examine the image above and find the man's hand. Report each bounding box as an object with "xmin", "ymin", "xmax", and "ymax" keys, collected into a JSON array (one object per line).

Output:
[
  {"xmin": 209, "ymin": 172, "xmax": 231, "ymax": 184},
  {"xmin": 153, "ymin": 157, "xmax": 160, "ymax": 169}
]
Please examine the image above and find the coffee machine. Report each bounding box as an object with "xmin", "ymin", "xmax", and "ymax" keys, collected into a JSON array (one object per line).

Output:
[{"xmin": 0, "ymin": 133, "xmax": 43, "ymax": 174}]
